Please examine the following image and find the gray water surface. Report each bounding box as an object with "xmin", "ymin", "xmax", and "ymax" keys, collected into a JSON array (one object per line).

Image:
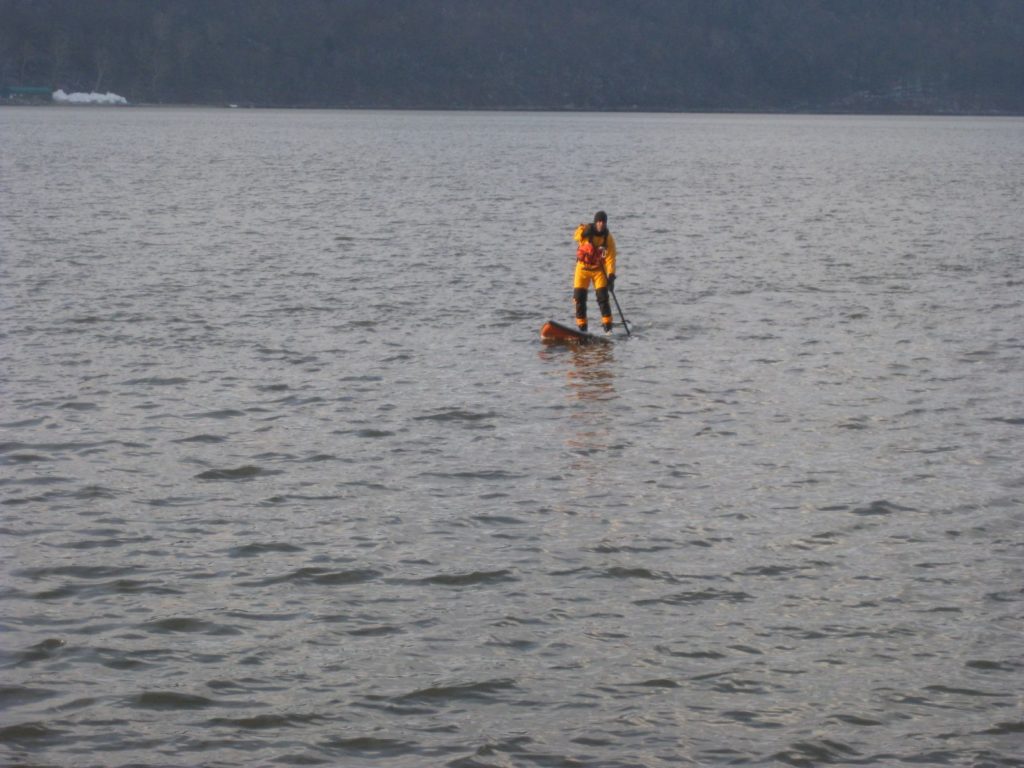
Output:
[{"xmin": 2, "ymin": 108, "xmax": 1023, "ymax": 767}]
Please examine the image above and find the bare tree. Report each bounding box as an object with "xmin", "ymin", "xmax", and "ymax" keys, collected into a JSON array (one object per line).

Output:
[
  {"xmin": 93, "ymin": 45, "xmax": 111, "ymax": 92},
  {"xmin": 19, "ymin": 38, "xmax": 38, "ymax": 83},
  {"xmin": 49, "ymin": 32, "xmax": 70, "ymax": 88}
]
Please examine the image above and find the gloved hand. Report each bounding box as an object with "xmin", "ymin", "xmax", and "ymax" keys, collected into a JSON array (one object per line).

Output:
[{"xmin": 607, "ymin": 273, "xmax": 616, "ymax": 290}]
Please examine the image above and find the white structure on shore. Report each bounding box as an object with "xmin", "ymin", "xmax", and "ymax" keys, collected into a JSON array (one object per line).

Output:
[{"xmin": 53, "ymin": 89, "xmax": 128, "ymax": 105}]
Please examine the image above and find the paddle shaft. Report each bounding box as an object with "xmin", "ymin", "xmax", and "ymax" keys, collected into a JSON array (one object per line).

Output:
[{"xmin": 599, "ymin": 261, "xmax": 631, "ymax": 336}]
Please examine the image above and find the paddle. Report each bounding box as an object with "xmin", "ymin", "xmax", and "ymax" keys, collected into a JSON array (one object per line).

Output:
[{"xmin": 599, "ymin": 262, "xmax": 631, "ymax": 337}]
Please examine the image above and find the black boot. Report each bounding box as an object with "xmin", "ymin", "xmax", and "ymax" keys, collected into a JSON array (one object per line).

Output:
[{"xmin": 573, "ymin": 288, "xmax": 589, "ymax": 333}]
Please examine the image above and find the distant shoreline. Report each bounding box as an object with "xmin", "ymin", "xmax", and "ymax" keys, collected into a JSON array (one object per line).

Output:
[{"xmin": 4, "ymin": 101, "xmax": 1023, "ymax": 118}]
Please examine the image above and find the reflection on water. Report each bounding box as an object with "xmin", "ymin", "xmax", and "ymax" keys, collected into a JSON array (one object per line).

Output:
[
  {"xmin": 566, "ymin": 343, "xmax": 618, "ymax": 403},
  {"xmin": 540, "ymin": 342, "xmax": 618, "ymax": 403},
  {"xmin": 541, "ymin": 343, "xmax": 620, "ymax": 486}
]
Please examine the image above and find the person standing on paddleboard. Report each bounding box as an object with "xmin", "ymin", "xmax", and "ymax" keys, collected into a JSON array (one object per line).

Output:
[{"xmin": 572, "ymin": 210, "xmax": 617, "ymax": 333}]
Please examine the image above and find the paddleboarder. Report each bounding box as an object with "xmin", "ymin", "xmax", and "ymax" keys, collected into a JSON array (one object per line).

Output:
[{"xmin": 572, "ymin": 210, "xmax": 617, "ymax": 333}]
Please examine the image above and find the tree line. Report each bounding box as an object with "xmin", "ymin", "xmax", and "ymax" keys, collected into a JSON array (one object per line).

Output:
[{"xmin": 2, "ymin": 0, "xmax": 1022, "ymax": 113}]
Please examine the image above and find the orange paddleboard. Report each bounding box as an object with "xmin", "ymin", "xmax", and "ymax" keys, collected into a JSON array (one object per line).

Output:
[{"xmin": 540, "ymin": 320, "xmax": 611, "ymax": 343}]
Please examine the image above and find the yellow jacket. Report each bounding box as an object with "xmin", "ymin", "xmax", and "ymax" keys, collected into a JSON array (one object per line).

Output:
[{"xmin": 574, "ymin": 224, "xmax": 616, "ymax": 275}]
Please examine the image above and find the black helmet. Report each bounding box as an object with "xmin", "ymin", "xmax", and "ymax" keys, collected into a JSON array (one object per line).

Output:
[{"xmin": 594, "ymin": 210, "xmax": 608, "ymax": 224}]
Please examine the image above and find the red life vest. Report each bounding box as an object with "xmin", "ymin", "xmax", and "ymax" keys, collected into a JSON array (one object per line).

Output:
[{"xmin": 576, "ymin": 242, "xmax": 606, "ymax": 268}]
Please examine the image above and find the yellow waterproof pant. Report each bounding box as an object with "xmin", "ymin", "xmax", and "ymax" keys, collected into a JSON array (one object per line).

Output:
[
  {"xmin": 573, "ymin": 264, "xmax": 612, "ymax": 328},
  {"xmin": 573, "ymin": 263, "xmax": 609, "ymax": 290}
]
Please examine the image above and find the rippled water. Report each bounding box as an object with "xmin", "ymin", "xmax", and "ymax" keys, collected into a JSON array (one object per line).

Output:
[{"xmin": 2, "ymin": 108, "xmax": 1023, "ymax": 767}]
